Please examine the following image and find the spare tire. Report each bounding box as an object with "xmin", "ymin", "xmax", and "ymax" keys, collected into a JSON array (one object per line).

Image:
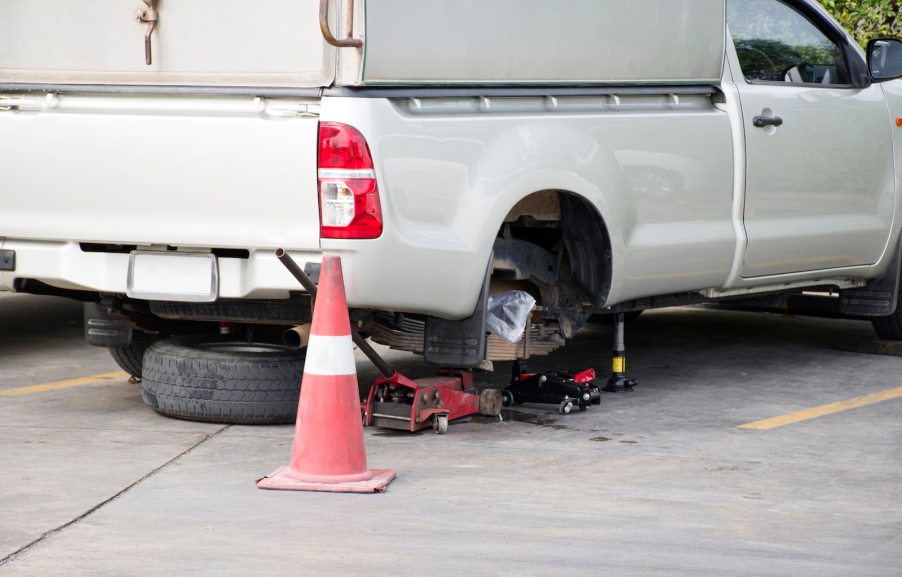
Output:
[{"xmin": 141, "ymin": 337, "xmax": 305, "ymax": 425}]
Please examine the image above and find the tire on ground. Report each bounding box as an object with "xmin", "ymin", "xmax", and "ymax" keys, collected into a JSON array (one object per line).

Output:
[
  {"xmin": 873, "ymin": 303, "xmax": 902, "ymax": 340},
  {"xmin": 872, "ymin": 264, "xmax": 902, "ymax": 340},
  {"xmin": 108, "ymin": 331, "xmax": 162, "ymax": 378},
  {"xmin": 141, "ymin": 337, "xmax": 305, "ymax": 425}
]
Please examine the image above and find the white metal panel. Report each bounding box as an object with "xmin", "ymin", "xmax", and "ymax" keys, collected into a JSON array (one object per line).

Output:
[
  {"xmin": 320, "ymin": 93, "xmax": 735, "ymax": 316},
  {"xmin": 363, "ymin": 0, "xmax": 726, "ymax": 85},
  {"xmin": 0, "ymin": 0, "xmax": 334, "ymax": 87},
  {"xmin": 881, "ymin": 79, "xmax": 902, "ymax": 272},
  {"xmin": 737, "ymin": 83, "xmax": 894, "ymax": 277},
  {"xmin": 0, "ymin": 95, "xmax": 323, "ymax": 252}
]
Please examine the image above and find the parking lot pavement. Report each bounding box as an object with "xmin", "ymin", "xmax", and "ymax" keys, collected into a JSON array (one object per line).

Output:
[{"xmin": 1, "ymin": 293, "xmax": 900, "ymax": 576}]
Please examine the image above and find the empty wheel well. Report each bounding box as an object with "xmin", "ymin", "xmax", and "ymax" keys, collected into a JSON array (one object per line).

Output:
[
  {"xmin": 492, "ymin": 190, "xmax": 612, "ymax": 338},
  {"xmin": 494, "ymin": 190, "xmax": 611, "ymax": 302}
]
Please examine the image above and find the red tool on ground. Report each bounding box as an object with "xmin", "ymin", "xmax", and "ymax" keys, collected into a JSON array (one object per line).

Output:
[
  {"xmin": 364, "ymin": 370, "xmax": 502, "ymax": 434},
  {"xmin": 504, "ymin": 360, "xmax": 601, "ymax": 415},
  {"xmin": 274, "ymin": 249, "xmax": 502, "ymax": 435}
]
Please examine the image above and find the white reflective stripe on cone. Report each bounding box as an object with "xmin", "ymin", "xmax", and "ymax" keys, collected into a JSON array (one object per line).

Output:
[{"xmin": 303, "ymin": 335, "xmax": 357, "ymax": 376}]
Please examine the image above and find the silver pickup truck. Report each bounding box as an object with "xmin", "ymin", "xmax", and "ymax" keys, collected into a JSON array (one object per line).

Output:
[{"xmin": 2, "ymin": 0, "xmax": 901, "ymax": 422}]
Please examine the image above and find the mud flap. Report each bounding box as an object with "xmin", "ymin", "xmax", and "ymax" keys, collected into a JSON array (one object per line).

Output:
[
  {"xmin": 83, "ymin": 302, "xmax": 133, "ymax": 347},
  {"xmin": 424, "ymin": 256, "xmax": 491, "ymax": 367},
  {"xmin": 841, "ymin": 236, "xmax": 902, "ymax": 317}
]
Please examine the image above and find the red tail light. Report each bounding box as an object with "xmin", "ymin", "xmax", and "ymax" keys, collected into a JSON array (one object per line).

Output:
[{"xmin": 317, "ymin": 122, "xmax": 383, "ymax": 239}]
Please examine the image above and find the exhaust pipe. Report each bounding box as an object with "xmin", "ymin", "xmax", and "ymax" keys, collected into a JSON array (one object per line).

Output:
[
  {"xmin": 275, "ymin": 248, "xmax": 397, "ymax": 379},
  {"xmin": 283, "ymin": 324, "xmax": 311, "ymax": 348}
]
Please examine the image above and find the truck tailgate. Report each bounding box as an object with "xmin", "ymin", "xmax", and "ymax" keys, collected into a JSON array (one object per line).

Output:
[{"xmin": 0, "ymin": 94, "xmax": 322, "ymax": 251}]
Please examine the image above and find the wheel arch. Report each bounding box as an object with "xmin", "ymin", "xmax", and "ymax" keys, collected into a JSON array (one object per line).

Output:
[{"xmin": 489, "ymin": 188, "xmax": 614, "ymax": 310}]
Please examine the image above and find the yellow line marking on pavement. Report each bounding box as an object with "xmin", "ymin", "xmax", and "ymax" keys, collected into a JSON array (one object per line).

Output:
[
  {"xmin": 738, "ymin": 385, "xmax": 902, "ymax": 430},
  {"xmin": 0, "ymin": 371, "xmax": 129, "ymax": 397}
]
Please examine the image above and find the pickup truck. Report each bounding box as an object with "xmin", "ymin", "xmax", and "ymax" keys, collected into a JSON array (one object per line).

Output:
[{"xmin": 2, "ymin": 0, "xmax": 901, "ymax": 423}]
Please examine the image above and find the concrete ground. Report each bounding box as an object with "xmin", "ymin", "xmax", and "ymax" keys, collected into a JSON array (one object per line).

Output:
[{"xmin": 0, "ymin": 292, "xmax": 900, "ymax": 576}]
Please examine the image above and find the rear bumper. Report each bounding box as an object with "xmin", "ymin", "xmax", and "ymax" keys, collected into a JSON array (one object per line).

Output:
[
  {"xmin": 0, "ymin": 238, "xmax": 486, "ymax": 319},
  {"xmin": 0, "ymin": 240, "xmax": 321, "ymax": 300}
]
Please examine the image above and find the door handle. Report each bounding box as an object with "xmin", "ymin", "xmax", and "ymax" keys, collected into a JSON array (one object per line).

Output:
[
  {"xmin": 753, "ymin": 115, "xmax": 784, "ymax": 128},
  {"xmin": 319, "ymin": 0, "xmax": 363, "ymax": 48}
]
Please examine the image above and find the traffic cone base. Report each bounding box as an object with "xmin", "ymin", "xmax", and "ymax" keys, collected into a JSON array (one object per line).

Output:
[{"xmin": 257, "ymin": 466, "xmax": 396, "ymax": 494}]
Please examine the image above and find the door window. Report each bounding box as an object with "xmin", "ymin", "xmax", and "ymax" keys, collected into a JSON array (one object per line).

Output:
[{"xmin": 727, "ymin": 0, "xmax": 851, "ymax": 85}]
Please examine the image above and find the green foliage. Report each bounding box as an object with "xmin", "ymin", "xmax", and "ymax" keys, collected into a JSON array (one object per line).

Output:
[{"xmin": 817, "ymin": 0, "xmax": 900, "ymax": 47}]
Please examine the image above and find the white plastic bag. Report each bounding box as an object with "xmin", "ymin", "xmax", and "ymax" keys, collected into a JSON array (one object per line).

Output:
[{"xmin": 486, "ymin": 291, "xmax": 537, "ymax": 344}]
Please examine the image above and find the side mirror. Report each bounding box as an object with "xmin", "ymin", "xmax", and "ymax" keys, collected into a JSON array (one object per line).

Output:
[{"xmin": 867, "ymin": 37, "xmax": 902, "ymax": 81}]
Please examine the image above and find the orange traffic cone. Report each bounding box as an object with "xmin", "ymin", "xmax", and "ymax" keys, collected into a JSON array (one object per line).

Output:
[{"xmin": 257, "ymin": 256, "xmax": 395, "ymax": 493}]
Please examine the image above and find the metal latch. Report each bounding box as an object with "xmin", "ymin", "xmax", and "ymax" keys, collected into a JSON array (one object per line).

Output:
[
  {"xmin": 255, "ymin": 98, "xmax": 322, "ymax": 118},
  {"xmin": 135, "ymin": 0, "xmax": 158, "ymax": 65}
]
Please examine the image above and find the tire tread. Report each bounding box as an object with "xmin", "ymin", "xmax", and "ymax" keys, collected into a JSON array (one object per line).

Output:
[
  {"xmin": 872, "ymin": 273, "xmax": 902, "ymax": 340},
  {"xmin": 141, "ymin": 337, "xmax": 304, "ymax": 425},
  {"xmin": 108, "ymin": 332, "xmax": 160, "ymax": 378}
]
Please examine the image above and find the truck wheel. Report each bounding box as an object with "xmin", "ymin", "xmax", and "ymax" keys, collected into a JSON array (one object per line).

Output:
[
  {"xmin": 141, "ymin": 337, "xmax": 305, "ymax": 425},
  {"xmin": 108, "ymin": 331, "xmax": 161, "ymax": 379},
  {"xmin": 872, "ymin": 311, "xmax": 902, "ymax": 340},
  {"xmin": 872, "ymin": 274, "xmax": 902, "ymax": 340}
]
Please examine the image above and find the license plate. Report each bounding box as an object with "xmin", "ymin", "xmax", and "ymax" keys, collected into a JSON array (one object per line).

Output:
[{"xmin": 126, "ymin": 251, "xmax": 218, "ymax": 302}]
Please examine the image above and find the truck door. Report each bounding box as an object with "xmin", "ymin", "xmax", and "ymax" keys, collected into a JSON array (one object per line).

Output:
[{"xmin": 727, "ymin": 0, "xmax": 895, "ymax": 278}]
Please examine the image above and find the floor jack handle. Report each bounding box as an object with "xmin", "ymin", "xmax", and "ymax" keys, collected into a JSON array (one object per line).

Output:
[{"xmin": 275, "ymin": 248, "xmax": 397, "ymax": 379}]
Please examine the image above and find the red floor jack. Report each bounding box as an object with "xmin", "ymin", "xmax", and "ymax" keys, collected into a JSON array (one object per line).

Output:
[
  {"xmin": 276, "ymin": 250, "xmax": 502, "ymax": 434},
  {"xmin": 364, "ymin": 370, "xmax": 502, "ymax": 434}
]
